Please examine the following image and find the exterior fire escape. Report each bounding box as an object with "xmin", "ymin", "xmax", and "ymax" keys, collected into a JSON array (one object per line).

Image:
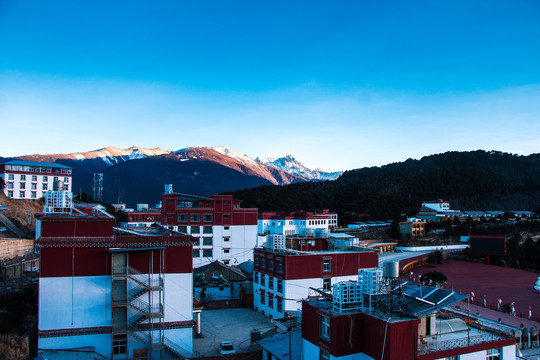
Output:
[{"xmin": 111, "ymin": 249, "xmax": 189, "ymax": 359}]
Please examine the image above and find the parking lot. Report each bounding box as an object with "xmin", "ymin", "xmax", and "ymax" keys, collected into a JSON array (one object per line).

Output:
[{"xmin": 193, "ymin": 308, "xmax": 275, "ymax": 357}]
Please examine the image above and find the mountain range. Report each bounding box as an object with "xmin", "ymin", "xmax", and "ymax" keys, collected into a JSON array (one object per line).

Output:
[{"xmin": 1, "ymin": 146, "xmax": 339, "ymax": 206}]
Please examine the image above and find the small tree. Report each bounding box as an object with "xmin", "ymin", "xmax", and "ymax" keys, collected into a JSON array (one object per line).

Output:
[{"xmin": 421, "ymin": 271, "xmax": 447, "ymax": 285}]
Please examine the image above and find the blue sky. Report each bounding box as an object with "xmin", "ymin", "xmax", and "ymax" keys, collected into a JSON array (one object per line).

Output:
[{"xmin": 1, "ymin": 1, "xmax": 540, "ymax": 171}]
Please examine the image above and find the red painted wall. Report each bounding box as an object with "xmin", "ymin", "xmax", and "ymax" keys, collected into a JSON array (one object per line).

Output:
[
  {"xmin": 254, "ymin": 249, "xmax": 378, "ymax": 280},
  {"xmin": 302, "ymin": 301, "xmax": 419, "ymax": 360},
  {"xmin": 40, "ymin": 217, "xmax": 114, "ymax": 237}
]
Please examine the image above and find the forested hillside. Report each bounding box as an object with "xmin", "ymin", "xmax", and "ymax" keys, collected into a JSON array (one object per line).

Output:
[{"xmin": 228, "ymin": 150, "xmax": 540, "ymax": 221}]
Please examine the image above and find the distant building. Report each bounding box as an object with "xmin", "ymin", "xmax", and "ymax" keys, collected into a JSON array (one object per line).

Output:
[
  {"xmin": 421, "ymin": 200, "xmax": 450, "ymax": 212},
  {"xmin": 0, "ymin": 160, "xmax": 72, "ymax": 199},
  {"xmin": 118, "ymin": 208, "xmax": 161, "ymax": 227},
  {"xmin": 258, "ymin": 210, "xmax": 338, "ymax": 237},
  {"xmin": 160, "ymin": 186, "xmax": 258, "ymax": 268},
  {"xmin": 193, "ymin": 260, "xmax": 249, "ymax": 307},
  {"xmin": 399, "ymin": 218, "xmax": 426, "ymax": 240}
]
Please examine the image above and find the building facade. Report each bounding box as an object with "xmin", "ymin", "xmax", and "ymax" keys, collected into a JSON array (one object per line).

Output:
[
  {"xmin": 253, "ymin": 247, "xmax": 378, "ymax": 319},
  {"xmin": 399, "ymin": 218, "xmax": 426, "ymax": 240},
  {"xmin": 0, "ymin": 160, "xmax": 72, "ymax": 199},
  {"xmin": 36, "ymin": 214, "xmax": 195, "ymax": 360},
  {"xmin": 302, "ymin": 278, "xmax": 517, "ymax": 360},
  {"xmin": 160, "ymin": 190, "xmax": 258, "ymax": 268}
]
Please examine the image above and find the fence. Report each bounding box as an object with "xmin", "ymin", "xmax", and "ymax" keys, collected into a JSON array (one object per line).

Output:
[{"xmin": 468, "ymin": 299, "xmax": 540, "ymax": 324}]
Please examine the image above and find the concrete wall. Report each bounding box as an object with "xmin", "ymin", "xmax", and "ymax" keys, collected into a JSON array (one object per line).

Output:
[{"xmin": 0, "ymin": 239, "xmax": 34, "ymax": 260}]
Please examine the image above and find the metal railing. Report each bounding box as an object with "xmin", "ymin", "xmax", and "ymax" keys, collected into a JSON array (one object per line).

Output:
[
  {"xmin": 164, "ymin": 336, "xmax": 192, "ymax": 359},
  {"xmin": 418, "ymin": 333, "xmax": 507, "ymax": 355}
]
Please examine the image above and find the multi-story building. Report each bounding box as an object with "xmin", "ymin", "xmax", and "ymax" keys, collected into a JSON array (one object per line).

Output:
[
  {"xmin": 422, "ymin": 200, "xmax": 451, "ymax": 212},
  {"xmin": 36, "ymin": 209, "xmax": 195, "ymax": 359},
  {"xmin": 399, "ymin": 217, "xmax": 426, "ymax": 240},
  {"xmin": 253, "ymin": 244, "xmax": 378, "ymax": 319},
  {"xmin": 258, "ymin": 210, "xmax": 338, "ymax": 236},
  {"xmin": 0, "ymin": 160, "xmax": 72, "ymax": 199},
  {"xmin": 160, "ymin": 187, "xmax": 258, "ymax": 268},
  {"xmin": 301, "ymin": 269, "xmax": 517, "ymax": 360}
]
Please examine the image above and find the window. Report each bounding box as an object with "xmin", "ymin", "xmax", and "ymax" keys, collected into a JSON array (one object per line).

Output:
[
  {"xmin": 319, "ymin": 349, "xmax": 330, "ymax": 360},
  {"xmin": 7, "ymin": 182, "xmax": 13, "ymax": 189},
  {"xmin": 113, "ymin": 335, "xmax": 127, "ymax": 355},
  {"xmin": 268, "ymin": 295, "xmax": 273, "ymax": 309},
  {"xmin": 7, "ymin": 191, "xmax": 13, "ymax": 198},
  {"xmin": 31, "ymin": 175, "xmax": 37, "ymax": 181},
  {"xmin": 320, "ymin": 315, "xmax": 330, "ymax": 340},
  {"xmin": 8, "ymin": 174, "xmax": 14, "ymax": 180},
  {"xmin": 260, "ymin": 291, "xmax": 265, "ymax": 304},
  {"xmin": 178, "ymin": 226, "xmax": 187, "ymax": 233},
  {"xmin": 202, "ymin": 249, "xmax": 212, "ymax": 258},
  {"xmin": 191, "ymin": 226, "xmax": 200, "ymax": 234},
  {"xmin": 486, "ymin": 348, "xmax": 500, "ymax": 360},
  {"xmin": 20, "ymin": 182, "xmax": 25, "ymax": 189},
  {"xmin": 203, "ymin": 237, "xmax": 212, "ymax": 246},
  {"xmin": 192, "ymin": 249, "xmax": 200, "ymax": 258},
  {"xmin": 203, "ymin": 226, "xmax": 212, "ymax": 234},
  {"xmin": 20, "ymin": 175, "xmax": 26, "ymax": 180},
  {"xmin": 254, "ymin": 272, "xmax": 259, "ymax": 284},
  {"xmin": 224, "ymin": 249, "xmax": 230, "ymax": 254},
  {"xmin": 261, "ymin": 257, "xmax": 266, "ymax": 268},
  {"xmin": 224, "ymin": 214, "xmax": 230, "ymax": 219},
  {"xmin": 167, "ymin": 199, "xmax": 175, "ymax": 204},
  {"xmin": 260, "ymin": 274, "xmax": 265, "ymax": 287},
  {"xmin": 224, "ymin": 260, "xmax": 230, "ymax": 265},
  {"xmin": 323, "ymin": 278, "xmax": 331, "ymax": 291},
  {"xmin": 42, "ymin": 184, "xmax": 48, "ymax": 190},
  {"xmin": 31, "ymin": 191, "xmax": 37, "ymax": 199},
  {"xmin": 268, "ymin": 277, "xmax": 274, "ymax": 290},
  {"xmin": 277, "ymin": 259, "xmax": 283, "ymax": 273},
  {"xmin": 53, "ymin": 176, "xmax": 58, "ymax": 181},
  {"xmin": 19, "ymin": 191, "xmax": 25, "ymax": 198},
  {"xmin": 277, "ymin": 298, "xmax": 283, "ymax": 313},
  {"xmin": 224, "ymin": 236, "xmax": 230, "ymax": 242},
  {"xmin": 268, "ymin": 259, "xmax": 274, "ymax": 271},
  {"xmin": 224, "ymin": 226, "xmax": 230, "ymax": 230},
  {"xmin": 177, "ymin": 214, "xmax": 187, "ymax": 222},
  {"xmin": 224, "ymin": 200, "xmax": 230, "ymax": 205},
  {"xmin": 277, "ymin": 279, "xmax": 283, "ymax": 293},
  {"xmin": 323, "ymin": 259, "xmax": 331, "ymax": 272},
  {"xmin": 31, "ymin": 183, "xmax": 37, "ymax": 190},
  {"xmin": 191, "ymin": 214, "xmax": 200, "ymax": 222},
  {"xmin": 254, "ymin": 255, "xmax": 259, "ymax": 266},
  {"xmin": 64, "ymin": 177, "xmax": 69, "ymax": 183},
  {"xmin": 42, "ymin": 176, "xmax": 48, "ymax": 182},
  {"xmin": 203, "ymin": 214, "xmax": 213, "ymax": 222}
]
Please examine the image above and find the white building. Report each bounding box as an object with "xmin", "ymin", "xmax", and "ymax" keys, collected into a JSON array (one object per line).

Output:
[
  {"xmin": 0, "ymin": 160, "xmax": 72, "ymax": 199},
  {"xmin": 258, "ymin": 210, "xmax": 338, "ymax": 236}
]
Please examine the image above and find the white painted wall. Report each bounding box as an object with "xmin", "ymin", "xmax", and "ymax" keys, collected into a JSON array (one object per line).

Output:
[
  {"xmin": 253, "ymin": 274, "xmax": 357, "ymax": 318},
  {"xmin": 164, "ymin": 273, "xmax": 193, "ymax": 321},
  {"xmin": 39, "ymin": 276, "xmax": 112, "ymax": 330},
  {"xmin": 39, "ymin": 334, "xmax": 111, "ymax": 358},
  {"xmin": 302, "ymin": 339, "xmax": 374, "ymax": 360}
]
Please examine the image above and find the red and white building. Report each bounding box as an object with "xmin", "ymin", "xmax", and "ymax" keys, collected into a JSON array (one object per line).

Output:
[
  {"xmin": 258, "ymin": 210, "xmax": 338, "ymax": 237},
  {"xmin": 36, "ymin": 212, "xmax": 195, "ymax": 359},
  {"xmin": 0, "ymin": 160, "xmax": 72, "ymax": 199},
  {"xmin": 160, "ymin": 188, "xmax": 258, "ymax": 268},
  {"xmin": 118, "ymin": 209, "xmax": 161, "ymax": 228},
  {"xmin": 301, "ymin": 273, "xmax": 517, "ymax": 360},
  {"xmin": 253, "ymin": 245, "xmax": 378, "ymax": 319}
]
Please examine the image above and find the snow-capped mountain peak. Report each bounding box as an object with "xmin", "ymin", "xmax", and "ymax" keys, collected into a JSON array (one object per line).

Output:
[{"xmin": 257, "ymin": 155, "xmax": 342, "ymax": 181}]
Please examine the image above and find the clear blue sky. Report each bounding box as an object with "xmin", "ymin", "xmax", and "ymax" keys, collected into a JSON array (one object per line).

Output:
[{"xmin": 1, "ymin": 0, "xmax": 539, "ymax": 171}]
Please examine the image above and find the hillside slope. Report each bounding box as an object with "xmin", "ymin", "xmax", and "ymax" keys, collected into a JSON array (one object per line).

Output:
[{"xmin": 228, "ymin": 150, "xmax": 540, "ymax": 220}]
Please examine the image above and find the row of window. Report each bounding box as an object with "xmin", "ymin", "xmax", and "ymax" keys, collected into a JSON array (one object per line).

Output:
[
  {"xmin": 6, "ymin": 182, "xmax": 51, "ymax": 190},
  {"xmin": 6, "ymin": 174, "xmax": 69, "ymax": 182},
  {"xmin": 5, "ymin": 165, "xmax": 72, "ymax": 174},
  {"xmin": 6, "ymin": 191, "xmax": 44, "ymax": 199},
  {"xmin": 193, "ymin": 249, "xmax": 213, "ymax": 258},
  {"xmin": 254, "ymin": 272, "xmax": 283, "ymax": 293},
  {"xmin": 175, "ymin": 226, "xmax": 213, "ymax": 234},
  {"xmin": 259, "ymin": 291, "xmax": 283, "ymax": 313},
  {"xmin": 254, "ymin": 255, "xmax": 283, "ymax": 273}
]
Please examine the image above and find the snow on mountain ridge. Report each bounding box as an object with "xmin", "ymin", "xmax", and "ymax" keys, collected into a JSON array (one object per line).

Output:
[{"xmin": 258, "ymin": 155, "xmax": 343, "ymax": 181}]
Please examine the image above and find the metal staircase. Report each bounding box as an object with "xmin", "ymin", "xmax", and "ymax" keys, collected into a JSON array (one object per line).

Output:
[{"xmin": 111, "ymin": 251, "xmax": 189, "ymax": 359}]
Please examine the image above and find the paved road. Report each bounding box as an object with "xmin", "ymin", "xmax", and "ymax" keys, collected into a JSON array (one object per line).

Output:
[{"xmin": 193, "ymin": 308, "xmax": 274, "ymax": 356}]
